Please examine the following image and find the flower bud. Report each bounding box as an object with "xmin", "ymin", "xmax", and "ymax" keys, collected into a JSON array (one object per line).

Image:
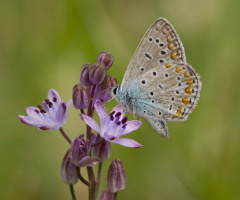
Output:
[
  {"xmin": 93, "ymin": 75, "xmax": 118, "ymax": 104},
  {"xmin": 72, "ymin": 84, "xmax": 90, "ymax": 109},
  {"xmin": 107, "ymin": 159, "xmax": 126, "ymax": 193},
  {"xmin": 61, "ymin": 149, "xmax": 78, "ymax": 184},
  {"xmin": 70, "ymin": 135, "xmax": 100, "ymax": 167},
  {"xmin": 99, "ymin": 189, "xmax": 114, "ymax": 200},
  {"xmin": 89, "ymin": 62, "xmax": 106, "ymax": 85},
  {"xmin": 80, "ymin": 63, "xmax": 92, "ymax": 86},
  {"xmin": 96, "ymin": 51, "xmax": 114, "ymax": 70},
  {"xmin": 92, "ymin": 133, "xmax": 111, "ymax": 161}
]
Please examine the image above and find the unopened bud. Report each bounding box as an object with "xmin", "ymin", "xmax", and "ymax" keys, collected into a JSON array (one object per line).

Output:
[
  {"xmin": 99, "ymin": 189, "xmax": 114, "ymax": 200},
  {"xmin": 107, "ymin": 159, "xmax": 126, "ymax": 193},
  {"xmin": 72, "ymin": 84, "xmax": 90, "ymax": 109},
  {"xmin": 93, "ymin": 75, "xmax": 118, "ymax": 104},
  {"xmin": 61, "ymin": 149, "xmax": 78, "ymax": 184},
  {"xmin": 70, "ymin": 135, "xmax": 100, "ymax": 167},
  {"xmin": 92, "ymin": 133, "xmax": 111, "ymax": 161},
  {"xmin": 80, "ymin": 63, "xmax": 92, "ymax": 86},
  {"xmin": 96, "ymin": 51, "xmax": 114, "ymax": 70},
  {"xmin": 89, "ymin": 62, "xmax": 106, "ymax": 85}
]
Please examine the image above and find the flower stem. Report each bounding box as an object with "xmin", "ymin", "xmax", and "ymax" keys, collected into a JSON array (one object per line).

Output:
[
  {"xmin": 95, "ymin": 162, "xmax": 102, "ymax": 196},
  {"xmin": 114, "ymin": 192, "xmax": 117, "ymax": 200},
  {"xmin": 77, "ymin": 167, "xmax": 90, "ymax": 187},
  {"xmin": 59, "ymin": 127, "xmax": 71, "ymax": 144},
  {"xmin": 69, "ymin": 184, "xmax": 76, "ymax": 200}
]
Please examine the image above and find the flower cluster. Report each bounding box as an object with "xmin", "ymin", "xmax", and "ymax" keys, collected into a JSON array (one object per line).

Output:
[{"xmin": 19, "ymin": 51, "xmax": 143, "ymax": 200}]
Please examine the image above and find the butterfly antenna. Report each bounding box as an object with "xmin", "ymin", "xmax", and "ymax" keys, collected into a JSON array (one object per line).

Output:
[
  {"xmin": 86, "ymin": 87, "xmax": 111, "ymax": 103},
  {"xmin": 103, "ymin": 96, "xmax": 117, "ymax": 107}
]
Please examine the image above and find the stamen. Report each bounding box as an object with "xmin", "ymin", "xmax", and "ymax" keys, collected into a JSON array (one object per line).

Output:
[
  {"xmin": 45, "ymin": 99, "xmax": 49, "ymax": 104},
  {"xmin": 121, "ymin": 116, "xmax": 128, "ymax": 124},
  {"xmin": 35, "ymin": 109, "xmax": 40, "ymax": 113},
  {"xmin": 116, "ymin": 121, "xmax": 121, "ymax": 125},
  {"xmin": 115, "ymin": 112, "xmax": 121, "ymax": 117},
  {"xmin": 49, "ymin": 102, "xmax": 53, "ymax": 108},
  {"xmin": 40, "ymin": 109, "xmax": 46, "ymax": 113},
  {"xmin": 122, "ymin": 124, "xmax": 127, "ymax": 128},
  {"xmin": 53, "ymin": 97, "xmax": 57, "ymax": 102},
  {"xmin": 110, "ymin": 116, "xmax": 114, "ymax": 121},
  {"xmin": 110, "ymin": 111, "xmax": 115, "ymax": 116},
  {"xmin": 37, "ymin": 105, "xmax": 42, "ymax": 109}
]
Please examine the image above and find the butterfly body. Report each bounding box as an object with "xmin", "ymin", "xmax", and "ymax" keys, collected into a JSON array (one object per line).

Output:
[{"xmin": 110, "ymin": 18, "xmax": 202, "ymax": 137}]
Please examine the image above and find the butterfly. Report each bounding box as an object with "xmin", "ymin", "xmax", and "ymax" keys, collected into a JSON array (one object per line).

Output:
[{"xmin": 110, "ymin": 17, "xmax": 202, "ymax": 137}]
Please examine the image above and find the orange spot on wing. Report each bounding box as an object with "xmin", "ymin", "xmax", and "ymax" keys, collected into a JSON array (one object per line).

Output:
[
  {"xmin": 171, "ymin": 52, "xmax": 177, "ymax": 59},
  {"xmin": 169, "ymin": 43, "xmax": 174, "ymax": 50},
  {"xmin": 187, "ymin": 79, "xmax": 193, "ymax": 86},
  {"xmin": 176, "ymin": 66, "xmax": 182, "ymax": 73},
  {"xmin": 172, "ymin": 116, "xmax": 178, "ymax": 119},
  {"xmin": 179, "ymin": 106, "xmax": 183, "ymax": 111},
  {"xmin": 184, "ymin": 72, "xmax": 190, "ymax": 78},
  {"xmin": 176, "ymin": 110, "xmax": 182, "ymax": 116},
  {"xmin": 185, "ymin": 87, "xmax": 192, "ymax": 95},
  {"xmin": 182, "ymin": 97, "xmax": 190, "ymax": 105},
  {"xmin": 165, "ymin": 64, "xmax": 172, "ymax": 68}
]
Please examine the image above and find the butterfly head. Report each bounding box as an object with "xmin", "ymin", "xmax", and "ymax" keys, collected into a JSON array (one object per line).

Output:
[{"xmin": 109, "ymin": 85, "xmax": 120, "ymax": 98}]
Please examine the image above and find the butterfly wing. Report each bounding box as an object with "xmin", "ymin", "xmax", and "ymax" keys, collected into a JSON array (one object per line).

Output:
[
  {"xmin": 130, "ymin": 63, "xmax": 201, "ymax": 120},
  {"xmin": 121, "ymin": 17, "xmax": 186, "ymax": 89}
]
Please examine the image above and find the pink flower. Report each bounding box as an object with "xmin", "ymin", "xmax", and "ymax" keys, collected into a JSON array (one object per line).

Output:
[{"xmin": 80, "ymin": 101, "xmax": 142, "ymax": 148}]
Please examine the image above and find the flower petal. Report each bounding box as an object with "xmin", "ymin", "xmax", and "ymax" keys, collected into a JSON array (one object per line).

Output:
[
  {"xmin": 19, "ymin": 115, "xmax": 43, "ymax": 127},
  {"xmin": 111, "ymin": 105, "xmax": 124, "ymax": 120},
  {"xmin": 111, "ymin": 138, "xmax": 142, "ymax": 148},
  {"xmin": 48, "ymin": 89, "xmax": 61, "ymax": 104},
  {"xmin": 80, "ymin": 114, "xmax": 101, "ymax": 134},
  {"xmin": 94, "ymin": 100, "xmax": 109, "ymax": 129},
  {"xmin": 39, "ymin": 123, "xmax": 60, "ymax": 130},
  {"xmin": 54, "ymin": 101, "xmax": 67, "ymax": 126},
  {"xmin": 120, "ymin": 120, "xmax": 142, "ymax": 136},
  {"xmin": 26, "ymin": 107, "xmax": 40, "ymax": 118},
  {"xmin": 76, "ymin": 156, "xmax": 100, "ymax": 167}
]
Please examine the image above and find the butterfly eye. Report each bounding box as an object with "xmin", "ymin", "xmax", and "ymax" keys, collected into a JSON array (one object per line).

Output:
[{"xmin": 113, "ymin": 87, "xmax": 118, "ymax": 95}]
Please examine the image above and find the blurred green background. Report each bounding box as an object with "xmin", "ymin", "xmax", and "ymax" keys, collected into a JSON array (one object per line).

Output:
[{"xmin": 1, "ymin": 0, "xmax": 240, "ymax": 199}]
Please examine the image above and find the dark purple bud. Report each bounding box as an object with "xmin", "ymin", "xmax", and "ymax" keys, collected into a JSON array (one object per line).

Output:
[
  {"xmin": 92, "ymin": 134, "xmax": 111, "ymax": 161},
  {"xmin": 93, "ymin": 75, "xmax": 118, "ymax": 104},
  {"xmin": 107, "ymin": 159, "xmax": 126, "ymax": 193},
  {"xmin": 96, "ymin": 51, "xmax": 114, "ymax": 70},
  {"xmin": 99, "ymin": 189, "xmax": 114, "ymax": 200},
  {"xmin": 61, "ymin": 149, "xmax": 78, "ymax": 184},
  {"xmin": 70, "ymin": 135, "xmax": 89, "ymax": 166},
  {"xmin": 89, "ymin": 62, "xmax": 106, "ymax": 85},
  {"xmin": 80, "ymin": 63, "xmax": 93, "ymax": 86},
  {"xmin": 72, "ymin": 84, "xmax": 90, "ymax": 109}
]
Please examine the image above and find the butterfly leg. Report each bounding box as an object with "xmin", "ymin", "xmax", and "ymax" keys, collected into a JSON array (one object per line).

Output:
[{"xmin": 132, "ymin": 100, "xmax": 136, "ymax": 123}]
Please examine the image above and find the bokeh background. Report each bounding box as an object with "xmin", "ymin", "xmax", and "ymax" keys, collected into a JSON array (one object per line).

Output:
[{"xmin": 1, "ymin": 0, "xmax": 240, "ymax": 199}]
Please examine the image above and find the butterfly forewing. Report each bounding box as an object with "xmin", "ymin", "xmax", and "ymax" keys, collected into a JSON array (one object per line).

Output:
[{"xmin": 121, "ymin": 18, "xmax": 186, "ymax": 89}]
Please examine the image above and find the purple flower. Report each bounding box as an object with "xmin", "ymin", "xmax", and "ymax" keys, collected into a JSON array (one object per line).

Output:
[
  {"xmin": 19, "ymin": 89, "xmax": 72, "ymax": 131},
  {"xmin": 70, "ymin": 135, "xmax": 100, "ymax": 167},
  {"xmin": 80, "ymin": 101, "xmax": 142, "ymax": 148}
]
